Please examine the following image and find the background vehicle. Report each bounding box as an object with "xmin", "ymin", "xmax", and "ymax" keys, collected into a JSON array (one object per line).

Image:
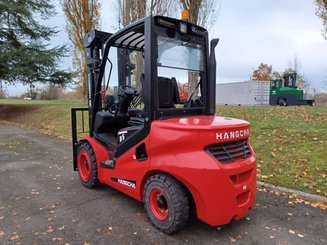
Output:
[
  {"xmin": 71, "ymin": 15, "xmax": 256, "ymax": 234},
  {"xmin": 215, "ymin": 73, "xmax": 315, "ymax": 106},
  {"xmin": 270, "ymin": 72, "xmax": 315, "ymax": 106},
  {"xmin": 216, "ymin": 80, "xmax": 270, "ymax": 106}
]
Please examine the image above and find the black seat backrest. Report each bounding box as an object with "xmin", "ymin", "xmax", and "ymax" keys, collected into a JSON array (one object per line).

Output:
[
  {"xmin": 140, "ymin": 73, "xmax": 145, "ymax": 89},
  {"xmin": 158, "ymin": 76, "xmax": 180, "ymax": 108},
  {"xmin": 171, "ymin": 77, "xmax": 181, "ymax": 104}
]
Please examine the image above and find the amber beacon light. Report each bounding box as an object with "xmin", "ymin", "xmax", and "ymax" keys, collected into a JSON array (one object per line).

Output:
[{"xmin": 181, "ymin": 9, "xmax": 190, "ymax": 21}]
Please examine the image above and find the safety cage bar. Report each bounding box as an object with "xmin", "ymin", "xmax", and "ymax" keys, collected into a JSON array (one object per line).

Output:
[{"xmin": 71, "ymin": 108, "xmax": 89, "ymax": 170}]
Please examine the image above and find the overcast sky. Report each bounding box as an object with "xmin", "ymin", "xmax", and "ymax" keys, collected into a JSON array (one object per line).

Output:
[{"xmin": 5, "ymin": 0, "xmax": 327, "ymax": 96}]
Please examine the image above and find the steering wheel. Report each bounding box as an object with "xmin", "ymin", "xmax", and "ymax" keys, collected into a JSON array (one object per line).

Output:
[{"xmin": 119, "ymin": 85, "xmax": 138, "ymax": 96}]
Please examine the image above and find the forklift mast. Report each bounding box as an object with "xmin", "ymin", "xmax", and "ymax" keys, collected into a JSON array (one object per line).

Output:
[{"xmin": 84, "ymin": 30, "xmax": 112, "ymax": 136}]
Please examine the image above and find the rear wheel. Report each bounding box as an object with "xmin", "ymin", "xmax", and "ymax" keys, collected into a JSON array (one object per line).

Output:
[
  {"xmin": 77, "ymin": 142, "xmax": 100, "ymax": 188},
  {"xmin": 279, "ymin": 98, "xmax": 287, "ymax": 106},
  {"xmin": 144, "ymin": 174, "xmax": 189, "ymax": 234}
]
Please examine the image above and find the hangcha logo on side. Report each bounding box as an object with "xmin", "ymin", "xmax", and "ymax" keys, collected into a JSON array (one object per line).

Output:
[
  {"xmin": 216, "ymin": 129, "xmax": 250, "ymax": 140},
  {"xmin": 111, "ymin": 177, "xmax": 136, "ymax": 189},
  {"xmin": 118, "ymin": 178, "xmax": 136, "ymax": 189}
]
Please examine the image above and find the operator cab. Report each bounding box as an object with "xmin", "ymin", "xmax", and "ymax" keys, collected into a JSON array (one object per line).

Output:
[
  {"xmin": 84, "ymin": 16, "xmax": 216, "ymax": 158},
  {"xmin": 283, "ymin": 72, "xmax": 297, "ymax": 88}
]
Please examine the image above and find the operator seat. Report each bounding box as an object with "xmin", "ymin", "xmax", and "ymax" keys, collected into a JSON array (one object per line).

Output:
[{"xmin": 158, "ymin": 76, "xmax": 180, "ymax": 108}]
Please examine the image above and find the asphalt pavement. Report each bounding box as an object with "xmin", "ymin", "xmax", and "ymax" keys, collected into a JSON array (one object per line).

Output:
[{"xmin": 0, "ymin": 124, "xmax": 326, "ymax": 244}]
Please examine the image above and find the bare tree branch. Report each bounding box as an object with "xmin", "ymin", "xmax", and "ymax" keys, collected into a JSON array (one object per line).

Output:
[{"xmin": 62, "ymin": 0, "xmax": 101, "ymax": 99}]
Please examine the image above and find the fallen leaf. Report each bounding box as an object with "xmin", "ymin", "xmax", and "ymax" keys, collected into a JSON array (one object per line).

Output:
[
  {"xmin": 47, "ymin": 228, "xmax": 54, "ymax": 233},
  {"xmin": 52, "ymin": 237, "xmax": 63, "ymax": 241},
  {"xmin": 10, "ymin": 235, "xmax": 21, "ymax": 241},
  {"xmin": 289, "ymin": 230, "xmax": 295, "ymax": 234},
  {"xmin": 229, "ymin": 236, "xmax": 237, "ymax": 243},
  {"xmin": 298, "ymin": 234, "xmax": 304, "ymax": 238}
]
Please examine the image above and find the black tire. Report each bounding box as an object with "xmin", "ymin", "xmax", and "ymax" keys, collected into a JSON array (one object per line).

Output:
[
  {"xmin": 143, "ymin": 174, "xmax": 189, "ymax": 234},
  {"xmin": 279, "ymin": 98, "xmax": 287, "ymax": 106},
  {"xmin": 77, "ymin": 142, "xmax": 100, "ymax": 188}
]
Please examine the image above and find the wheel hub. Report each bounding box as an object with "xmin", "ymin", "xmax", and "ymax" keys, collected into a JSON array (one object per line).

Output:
[
  {"xmin": 149, "ymin": 189, "xmax": 169, "ymax": 221},
  {"xmin": 78, "ymin": 150, "xmax": 91, "ymax": 182},
  {"xmin": 157, "ymin": 195, "xmax": 168, "ymax": 209}
]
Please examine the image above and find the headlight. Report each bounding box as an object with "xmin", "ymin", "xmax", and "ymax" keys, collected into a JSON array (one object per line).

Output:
[{"xmin": 180, "ymin": 23, "xmax": 187, "ymax": 34}]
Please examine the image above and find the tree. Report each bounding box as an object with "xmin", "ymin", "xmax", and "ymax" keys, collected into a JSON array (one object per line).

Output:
[
  {"xmin": 115, "ymin": 0, "xmax": 174, "ymax": 90},
  {"xmin": 283, "ymin": 55, "xmax": 306, "ymax": 88},
  {"xmin": 314, "ymin": 0, "xmax": 327, "ymax": 39},
  {"xmin": 180, "ymin": 0, "xmax": 220, "ymax": 30},
  {"xmin": 323, "ymin": 80, "xmax": 327, "ymax": 90},
  {"xmin": 179, "ymin": 0, "xmax": 220, "ymax": 97},
  {"xmin": 301, "ymin": 77, "xmax": 312, "ymax": 98},
  {"xmin": 252, "ymin": 63, "xmax": 280, "ymax": 81},
  {"xmin": 41, "ymin": 85, "xmax": 64, "ymax": 100},
  {"xmin": 116, "ymin": 0, "xmax": 174, "ymax": 28},
  {"xmin": 0, "ymin": 0, "xmax": 73, "ymax": 86},
  {"xmin": 62, "ymin": 0, "xmax": 101, "ymax": 99},
  {"xmin": 0, "ymin": 81, "xmax": 6, "ymax": 99},
  {"xmin": 116, "ymin": 0, "xmax": 145, "ymax": 28}
]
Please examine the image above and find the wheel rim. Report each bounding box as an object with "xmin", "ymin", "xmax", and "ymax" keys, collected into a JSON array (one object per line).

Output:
[
  {"xmin": 149, "ymin": 189, "xmax": 169, "ymax": 221},
  {"xmin": 78, "ymin": 150, "xmax": 91, "ymax": 182}
]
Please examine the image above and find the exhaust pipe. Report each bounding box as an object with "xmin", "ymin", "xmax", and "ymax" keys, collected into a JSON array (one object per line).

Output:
[{"xmin": 208, "ymin": 38, "xmax": 219, "ymax": 114}]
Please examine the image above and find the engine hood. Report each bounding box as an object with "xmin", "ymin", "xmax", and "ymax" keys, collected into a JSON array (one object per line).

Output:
[
  {"xmin": 155, "ymin": 115, "xmax": 249, "ymax": 129},
  {"xmin": 151, "ymin": 115, "xmax": 251, "ymax": 144}
]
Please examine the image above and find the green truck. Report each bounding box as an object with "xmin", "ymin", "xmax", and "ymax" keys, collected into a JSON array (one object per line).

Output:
[{"xmin": 269, "ymin": 73, "xmax": 315, "ymax": 106}]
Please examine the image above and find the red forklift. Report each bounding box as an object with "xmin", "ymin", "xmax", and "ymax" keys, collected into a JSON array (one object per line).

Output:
[{"xmin": 71, "ymin": 15, "xmax": 256, "ymax": 234}]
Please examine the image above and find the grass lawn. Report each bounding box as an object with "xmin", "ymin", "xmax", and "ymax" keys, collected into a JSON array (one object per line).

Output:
[
  {"xmin": 0, "ymin": 99, "xmax": 86, "ymax": 136},
  {"xmin": 0, "ymin": 99, "xmax": 326, "ymax": 197},
  {"xmin": 218, "ymin": 106, "xmax": 327, "ymax": 197}
]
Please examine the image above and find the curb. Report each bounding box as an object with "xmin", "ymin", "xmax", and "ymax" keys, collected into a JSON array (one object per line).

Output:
[{"xmin": 257, "ymin": 181, "xmax": 327, "ymax": 204}]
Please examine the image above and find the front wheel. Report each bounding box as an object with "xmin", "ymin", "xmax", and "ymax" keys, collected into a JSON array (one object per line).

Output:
[
  {"xmin": 77, "ymin": 142, "xmax": 100, "ymax": 188},
  {"xmin": 144, "ymin": 174, "xmax": 189, "ymax": 234},
  {"xmin": 279, "ymin": 98, "xmax": 287, "ymax": 106}
]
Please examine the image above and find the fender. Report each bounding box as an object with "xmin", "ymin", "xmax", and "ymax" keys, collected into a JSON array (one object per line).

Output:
[{"xmin": 82, "ymin": 136, "xmax": 110, "ymax": 183}]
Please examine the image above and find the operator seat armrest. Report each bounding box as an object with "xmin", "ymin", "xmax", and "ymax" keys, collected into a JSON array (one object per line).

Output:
[
  {"xmin": 128, "ymin": 116, "xmax": 145, "ymax": 126},
  {"xmin": 128, "ymin": 109, "xmax": 143, "ymax": 117}
]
